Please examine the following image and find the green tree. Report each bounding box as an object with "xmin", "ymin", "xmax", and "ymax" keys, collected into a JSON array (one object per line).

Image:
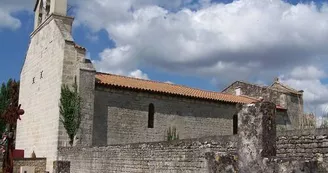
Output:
[
  {"xmin": 0, "ymin": 79, "xmax": 19, "ymax": 133},
  {"xmin": 59, "ymin": 82, "xmax": 81, "ymax": 146}
]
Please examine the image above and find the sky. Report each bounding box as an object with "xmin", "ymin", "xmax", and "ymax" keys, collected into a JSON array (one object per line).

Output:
[{"xmin": 1, "ymin": 0, "xmax": 328, "ymax": 117}]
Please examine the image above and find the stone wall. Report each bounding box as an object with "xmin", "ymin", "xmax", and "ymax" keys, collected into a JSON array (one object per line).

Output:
[
  {"xmin": 16, "ymin": 15, "xmax": 70, "ymax": 172},
  {"xmin": 13, "ymin": 158, "xmax": 46, "ymax": 173},
  {"xmin": 17, "ymin": 13, "xmax": 89, "ymax": 173},
  {"xmin": 277, "ymin": 128, "xmax": 328, "ymax": 160},
  {"xmin": 59, "ymin": 135, "xmax": 237, "ymax": 173},
  {"xmin": 56, "ymin": 102, "xmax": 328, "ymax": 173},
  {"xmin": 222, "ymin": 81, "xmax": 303, "ymax": 129},
  {"xmin": 93, "ymin": 86, "xmax": 238, "ymax": 146}
]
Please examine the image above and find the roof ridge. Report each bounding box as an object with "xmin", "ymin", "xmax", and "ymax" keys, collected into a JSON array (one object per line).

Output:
[
  {"xmin": 96, "ymin": 72, "xmax": 244, "ymax": 98},
  {"xmin": 237, "ymin": 80, "xmax": 269, "ymax": 88},
  {"xmin": 222, "ymin": 80, "xmax": 268, "ymax": 92},
  {"xmin": 270, "ymin": 81, "xmax": 299, "ymax": 93}
]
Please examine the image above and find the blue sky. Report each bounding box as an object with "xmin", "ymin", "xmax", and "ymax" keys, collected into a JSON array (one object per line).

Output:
[{"xmin": 1, "ymin": 0, "xmax": 328, "ymax": 114}]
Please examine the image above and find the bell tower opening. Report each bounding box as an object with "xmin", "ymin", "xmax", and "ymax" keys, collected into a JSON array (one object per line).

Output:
[
  {"xmin": 33, "ymin": 0, "xmax": 68, "ymax": 30},
  {"xmin": 45, "ymin": 0, "xmax": 51, "ymax": 17}
]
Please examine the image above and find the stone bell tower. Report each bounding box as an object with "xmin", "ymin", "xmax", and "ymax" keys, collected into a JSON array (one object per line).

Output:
[
  {"xmin": 16, "ymin": 0, "xmax": 95, "ymax": 172},
  {"xmin": 33, "ymin": 0, "xmax": 67, "ymax": 30}
]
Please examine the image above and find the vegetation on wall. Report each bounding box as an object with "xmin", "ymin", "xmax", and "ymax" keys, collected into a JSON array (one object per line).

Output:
[
  {"xmin": 59, "ymin": 81, "xmax": 81, "ymax": 146},
  {"xmin": 166, "ymin": 126, "xmax": 179, "ymax": 141}
]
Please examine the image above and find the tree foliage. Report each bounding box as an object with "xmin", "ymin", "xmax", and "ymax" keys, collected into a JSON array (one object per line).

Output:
[
  {"xmin": 0, "ymin": 79, "xmax": 19, "ymax": 133},
  {"xmin": 59, "ymin": 82, "xmax": 81, "ymax": 146}
]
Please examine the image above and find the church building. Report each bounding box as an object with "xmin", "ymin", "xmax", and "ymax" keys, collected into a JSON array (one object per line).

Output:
[{"xmin": 15, "ymin": 0, "xmax": 304, "ymax": 172}]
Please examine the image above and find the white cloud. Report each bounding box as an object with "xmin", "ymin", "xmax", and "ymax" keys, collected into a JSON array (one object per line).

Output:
[
  {"xmin": 0, "ymin": 0, "xmax": 33, "ymax": 30},
  {"xmin": 280, "ymin": 66, "xmax": 328, "ymax": 116},
  {"xmin": 73, "ymin": 0, "xmax": 328, "ymax": 86},
  {"xmin": 165, "ymin": 81, "xmax": 174, "ymax": 84},
  {"xmin": 0, "ymin": 10, "xmax": 21, "ymax": 30},
  {"xmin": 129, "ymin": 69, "xmax": 149, "ymax": 80},
  {"xmin": 86, "ymin": 33, "xmax": 99, "ymax": 42},
  {"xmin": 289, "ymin": 66, "xmax": 326, "ymax": 80}
]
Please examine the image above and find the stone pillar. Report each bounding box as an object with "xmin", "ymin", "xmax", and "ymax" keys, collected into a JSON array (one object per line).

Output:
[
  {"xmin": 53, "ymin": 161, "xmax": 70, "ymax": 173},
  {"xmin": 237, "ymin": 101, "xmax": 276, "ymax": 172},
  {"xmin": 77, "ymin": 59, "xmax": 96, "ymax": 147}
]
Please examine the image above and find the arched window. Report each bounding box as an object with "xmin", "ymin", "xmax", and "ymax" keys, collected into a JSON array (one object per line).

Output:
[
  {"xmin": 233, "ymin": 114, "xmax": 238, "ymax": 135},
  {"xmin": 148, "ymin": 103, "xmax": 155, "ymax": 128}
]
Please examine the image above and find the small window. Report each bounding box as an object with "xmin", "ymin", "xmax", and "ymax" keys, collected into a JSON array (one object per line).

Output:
[
  {"xmin": 32, "ymin": 77, "xmax": 35, "ymax": 84},
  {"xmin": 40, "ymin": 71, "xmax": 43, "ymax": 79},
  {"xmin": 148, "ymin": 103, "xmax": 155, "ymax": 128},
  {"xmin": 233, "ymin": 114, "xmax": 238, "ymax": 135}
]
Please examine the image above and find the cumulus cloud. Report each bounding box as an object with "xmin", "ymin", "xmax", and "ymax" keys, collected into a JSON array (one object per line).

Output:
[
  {"xmin": 0, "ymin": 0, "xmax": 33, "ymax": 30},
  {"xmin": 280, "ymin": 66, "xmax": 328, "ymax": 116},
  {"xmin": 72, "ymin": 0, "xmax": 328, "ymax": 86},
  {"xmin": 129, "ymin": 69, "xmax": 149, "ymax": 80},
  {"xmin": 288, "ymin": 66, "xmax": 326, "ymax": 80},
  {"xmin": 71, "ymin": 0, "xmax": 328, "ymax": 118}
]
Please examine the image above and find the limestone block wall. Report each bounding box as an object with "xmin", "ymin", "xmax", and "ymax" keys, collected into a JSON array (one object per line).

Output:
[
  {"xmin": 16, "ymin": 17, "xmax": 67, "ymax": 172},
  {"xmin": 13, "ymin": 158, "xmax": 46, "ymax": 173},
  {"xmin": 277, "ymin": 128, "xmax": 328, "ymax": 160},
  {"xmin": 222, "ymin": 81, "xmax": 303, "ymax": 129},
  {"xmin": 16, "ymin": 14, "xmax": 82, "ymax": 173},
  {"xmin": 58, "ymin": 135, "xmax": 237, "ymax": 173},
  {"xmin": 93, "ymin": 86, "xmax": 238, "ymax": 146}
]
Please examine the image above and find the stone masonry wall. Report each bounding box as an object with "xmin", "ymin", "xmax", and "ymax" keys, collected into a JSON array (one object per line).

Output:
[
  {"xmin": 58, "ymin": 135, "xmax": 237, "ymax": 173},
  {"xmin": 17, "ymin": 14, "xmax": 84, "ymax": 173},
  {"xmin": 13, "ymin": 158, "xmax": 46, "ymax": 173},
  {"xmin": 57, "ymin": 102, "xmax": 328, "ymax": 173},
  {"xmin": 16, "ymin": 15, "xmax": 69, "ymax": 172},
  {"xmin": 277, "ymin": 128, "xmax": 328, "ymax": 160},
  {"xmin": 222, "ymin": 81, "xmax": 303, "ymax": 129},
  {"xmin": 93, "ymin": 86, "xmax": 238, "ymax": 146}
]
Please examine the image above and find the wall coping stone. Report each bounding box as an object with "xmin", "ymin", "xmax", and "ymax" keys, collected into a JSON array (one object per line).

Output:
[
  {"xmin": 14, "ymin": 158, "xmax": 47, "ymax": 161},
  {"xmin": 277, "ymin": 128, "xmax": 328, "ymax": 137},
  {"xmin": 59, "ymin": 135, "xmax": 237, "ymax": 151}
]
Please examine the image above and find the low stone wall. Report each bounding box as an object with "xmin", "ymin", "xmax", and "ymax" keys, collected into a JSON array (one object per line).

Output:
[
  {"xmin": 56, "ymin": 102, "xmax": 328, "ymax": 173},
  {"xmin": 277, "ymin": 128, "xmax": 328, "ymax": 160},
  {"xmin": 59, "ymin": 135, "xmax": 237, "ymax": 173},
  {"xmin": 13, "ymin": 158, "xmax": 46, "ymax": 173}
]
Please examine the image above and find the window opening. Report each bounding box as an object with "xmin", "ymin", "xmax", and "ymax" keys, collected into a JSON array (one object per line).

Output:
[
  {"xmin": 148, "ymin": 103, "xmax": 155, "ymax": 128},
  {"xmin": 233, "ymin": 114, "xmax": 238, "ymax": 135}
]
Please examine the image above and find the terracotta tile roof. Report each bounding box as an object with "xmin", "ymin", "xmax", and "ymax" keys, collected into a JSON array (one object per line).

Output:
[
  {"xmin": 95, "ymin": 72, "xmax": 258, "ymax": 104},
  {"xmin": 74, "ymin": 44, "xmax": 86, "ymax": 50}
]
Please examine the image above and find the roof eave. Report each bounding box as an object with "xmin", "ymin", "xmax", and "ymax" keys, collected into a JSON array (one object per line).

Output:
[{"xmin": 95, "ymin": 82, "xmax": 251, "ymax": 105}]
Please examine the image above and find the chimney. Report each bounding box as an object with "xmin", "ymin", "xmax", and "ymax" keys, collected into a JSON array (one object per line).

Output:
[{"xmin": 235, "ymin": 86, "xmax": 242, "ymax": 96}]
